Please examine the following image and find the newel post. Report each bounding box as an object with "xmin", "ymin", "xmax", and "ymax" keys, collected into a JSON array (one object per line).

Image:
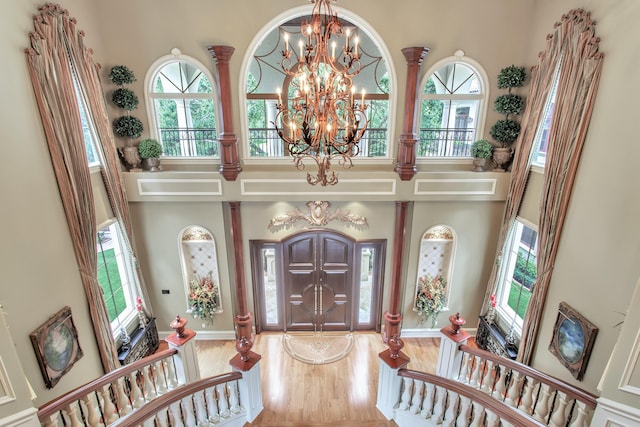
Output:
[
  {"xmin": 207, "ymin": 45, "xmax": 242, "ymax": 181},
  {"xmin": 165, "ymin": 315, "xmax": 200, "ymax": 384},
  {"xmin": 436, "ymin": 312, "xmax": 470, "ymax": 380},
  {"xmin": 395, "ymin": 46, "xmax": 429, "ymax": 180}
]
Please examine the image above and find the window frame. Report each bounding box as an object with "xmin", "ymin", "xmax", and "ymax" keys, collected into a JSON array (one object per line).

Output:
[
  {"xmin": 96, "ymin": 220, "xmax": 140, "ymax": 338},
  {"xmin": 417, "ymin": 51, "xmax": 490, "ymax": 161},
  {"xmin": 494, "ymin": 218, "xmax": 538, "ymax": 338},
  {"xmin": 144, "ymin": 49, "xmax": 221, "ymax": 162}
]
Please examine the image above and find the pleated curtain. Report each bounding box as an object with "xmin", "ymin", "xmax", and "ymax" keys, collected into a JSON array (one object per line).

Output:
[
  {"xmin": 26, "ymin": 3, "xmax": 155, "ymax": 371},
  {"xmin": 482, "ymin": 9, "xmax": 603, "ymax": 365}
]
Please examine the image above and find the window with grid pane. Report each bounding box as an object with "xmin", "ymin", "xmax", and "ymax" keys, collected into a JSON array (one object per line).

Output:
[
  {"xmin": 147, "ymin": 55, "xmax": 219, "ymax": 158},
  {"xmin": 418, "ymin": 54, "xmax": 487, "ymax": 158}
]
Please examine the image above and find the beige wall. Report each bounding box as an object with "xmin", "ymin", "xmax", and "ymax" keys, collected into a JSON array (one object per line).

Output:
[
  {"xmin": 0, "ymin": 0, "xmax": 107, "ymax": 405},
  {"xmin": 516, "ymin": 0, "xmax": 640, "ymax": 395}
]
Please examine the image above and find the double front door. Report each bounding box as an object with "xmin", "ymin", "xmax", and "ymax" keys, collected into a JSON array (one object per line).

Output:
[
  {"xmin": 251, "ymin": 231, "xmax": 385, "ymax": 333},
  {"xmin": 284, "ymin": 232, "xmax": 352, "ymax": 331}
]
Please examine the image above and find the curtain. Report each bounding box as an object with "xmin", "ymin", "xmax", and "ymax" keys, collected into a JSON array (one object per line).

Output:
[
  {"xmin": 62, "ymin": 11, "xmax": 154, "ymax": 316},
  {"xmin": 518, "ymin": 10, "xmax": 603, "ymax": 364},
  {"xmin": 25, "ymin": 4, "xmax": 119, "ymax": 372}
]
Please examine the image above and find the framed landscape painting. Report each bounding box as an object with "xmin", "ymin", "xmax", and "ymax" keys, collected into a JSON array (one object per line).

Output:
[
  {"xmin": 30, "ymin": 306, "xmax": 83, "ymax": 388},
  {"xmin": 548, "ymin": 302, "xmax": 598, "ymax": 381}
]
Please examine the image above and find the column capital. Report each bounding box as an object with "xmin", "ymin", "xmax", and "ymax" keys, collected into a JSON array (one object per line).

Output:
[
  {"xmin": 207, "ymin": 45, "xmax": 235, "ymax": 63},
  {"xmin": 402, "ymin": 46, "xmax": 429, "ymax": 65}
]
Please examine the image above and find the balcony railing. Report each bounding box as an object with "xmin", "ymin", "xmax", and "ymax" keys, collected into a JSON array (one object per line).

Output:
[
  {"xmin": 159, "ymin": 128, "xmax": 218, "ymax": 157},
  {"xmin": 248, "ymin": 127, "xmax": 388, "ymax": 158},
  {"xmin": 418, "ymin": 127, "xmax": 475, "ymax": 157}
]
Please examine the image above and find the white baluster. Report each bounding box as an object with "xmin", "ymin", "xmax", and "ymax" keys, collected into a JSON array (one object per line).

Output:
[
  {"xmin": 569, "ymin": 401, "xmax": 589, "ymax": 427},
  {"xmin": 468, "ymin": 401, "xmax": 484, "ymax": 427},
  {"xmin": 63, "ymin": 403, "xmax": 83, "ymax": 427},
  {"xmin": 115, "ymin": 378, "xmax": 132, "ymax": 416},
  {"xmin": 505, "ymin": 371, "xmax": 523, "ymax": 407},
  {"xmin": 169, "ymin": 401, "xmax": 185, "ymax": 427},
  {"xmin": 204, "ymin": 386, "xmax": 220, "ymax": 422},
  {"xmin": 550, "ymin": 391, "xmax": 570, "ymax": 427},
  {"xmin": 128, "ymin": 371, "xmax": 145, "ymax": 408},
  {"xmin": 217, "ymin": 383, "xmax": 231, "ymax": 417},
  {"xmin": 41, "ymin": 414, "xmax": 61, "ymax": 427},
  {"xmin": 154, "ymin": 360, "xmax": 168, "ymax": 395},
  {"xmin": 458, "ymin": 353, "xmax": 470, "ymax": 384},
  {"xmin": 520, "ymin": 377, "xmax": 536, "ymax": 415},
  {"xmin": 165, "ymin": 357, "xmax": 179, "ymax": 389},
  {"xmin": 492, "ymin": 365, "xmax": 506, "ymax": 400},
  {"xmin": 142, "ymin": 366, "xmax": 157, "ymax": 401},
  {"xmin": 155, "ymin": 410, "xmax": 170, "ymax": 427},
  {"xmin": 409, "ymin": 380, "xmax": 423, "ymax": 413},
  {"xmin": 81, "ymin": 393, "xmax": 104, "ymax": 427},
  {"xmin": 533, "ymin": 383, "xmax": 552, "ymax": 423},
  {"xmin": 431, "ymin": 386, "xmax": 446, "ymax": 424},
  {"xmin": 142, "ymin": 415, "xmax": 157, "ymax": 427},
  {"xmin": 420, "ymin": 382, "xmax": 435, "ymax": 419},
  {"xmin": 469, "ymin": 355, "xmax": 482, "ymax": 388},
  {"xmin": 480, "ymin": 360, "xmax": 495, "ymax": 394},
  {"xmin": 399, "ymin": 377, "xmax": 412, "ymax": 411},
  {"xmin": 194, "ymin": 390, "xmax": 208, "ymax": 425},
  {"xmin": 485, "ymin": 410, "xmax": 500, "ymax": 427},
  {"xmin": 181, "ymin": 395, "xmax": 197, "ymax": 426},
  {"xmin": 456, "ymin": 395, "xmax": 472, "ymax": 427},
  {"xmin": 101, "ymin": 385, "xmax": 118, "ymax": 424},
  {"xmin": 442, "ymin": 391, "xmax": 459, "ymax": 427},
  {"xmin": 228, "ymin": 380, "xmax": 241, "ymax": 414}
]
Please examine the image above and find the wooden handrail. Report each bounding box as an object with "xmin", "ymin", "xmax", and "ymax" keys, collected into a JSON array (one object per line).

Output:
[
  {"xmin": 110, "ymin": 372, "xmax": 243, "ymax": 427},
  {"xmin": 458, "ymin": 344, "xmax": 597, "ymax": 407},
  {"xmin": 398, "ymin": 369, "xmax": 547, "ymax": 427},
  {"xmin": 38, "ymin": 348, "xmax": 178, "ymax": 419}
]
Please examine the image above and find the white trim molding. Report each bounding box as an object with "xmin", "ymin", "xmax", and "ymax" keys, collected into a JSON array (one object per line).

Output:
[
  {"xmin": 0, "ymin": 408, "xmax": 40, "ymax": 427},
  {"xmin": 591, "ymin": 397, "xmax": 640, "ymax": 426},
  {"xmin": 159, "ymin": 329, "xmax": 236, "ymax": 341},
  {"xmin": 619, "ymin": 328, "xmax": 640, "ymax": 396},
  {"xmin": 401, "ymin": 327, "xmax": 476, "ymax": 339}
]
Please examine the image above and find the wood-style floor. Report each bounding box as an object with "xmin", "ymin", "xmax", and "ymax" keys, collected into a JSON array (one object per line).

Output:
[{"xmin": 195, "ymin": 332, "xmax": 440, "ymax": 427}]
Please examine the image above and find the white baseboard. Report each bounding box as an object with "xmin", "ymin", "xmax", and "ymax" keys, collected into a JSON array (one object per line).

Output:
[
  {"xmin": 401, "ymin": 328, "xmax": 476, "ymax": 339},
  {"xmin": 592, "ymin": 397, "xmax": 640, "ymax": 426},
  {"xmin": 0, "ymin": 408, "xmax": 40, "ymax": 427},
  {"xmin": 159, "ymin": 330, "xmax": 237, "ymax": 340}
]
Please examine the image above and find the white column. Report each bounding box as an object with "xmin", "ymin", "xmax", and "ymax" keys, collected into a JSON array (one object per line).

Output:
[
  {"xmin": 165, "ymin": 326, "xmax": 200, "ymax": 384},
  {"xmin": 233, "ymin": 361, "xmax": 264, "ymax": 423},
  {"xmin": 376, "ymin": 357, "xmax": 408, "ymax": 420},
  {"xmin": 436, "ymin": 324, "xmax": 470, "ymax": 380}
]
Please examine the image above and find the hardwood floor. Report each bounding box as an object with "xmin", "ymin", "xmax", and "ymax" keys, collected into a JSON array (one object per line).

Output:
[{"xmin": 195, "ymin": 332, "xmax": 440, "ymax": 426}]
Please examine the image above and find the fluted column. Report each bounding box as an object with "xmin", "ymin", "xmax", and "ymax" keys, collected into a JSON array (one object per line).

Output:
[
  {"xmin": 380, "ymin": 201, "xmax": 411, "ymax": 367},
  {"xmin": 225, "ymin": 201, "xmax": 261, "ymax": 370},
  {"xmin": 207, "ymin": 45, "xmax": 241, "ymax": 181},
  {"xmin": 395, "ymin": 47, "xmax": 429, "ymax": 180}
]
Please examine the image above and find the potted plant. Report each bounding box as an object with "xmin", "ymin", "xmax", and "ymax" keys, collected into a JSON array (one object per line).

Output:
[
  {"xmin": 470, "ymin": 139, "xmax": 493, "ymax": 171},
  {"xmin": 110, "ymin": 65, "xmax": 144, "ymax": 171},
  {"xmin": 138, "ymin": 138, "xmax": 163, "ymax": 171},
  {"xmin": 489, "ymin": 65, "xmax": 527, "ymax": 171}
]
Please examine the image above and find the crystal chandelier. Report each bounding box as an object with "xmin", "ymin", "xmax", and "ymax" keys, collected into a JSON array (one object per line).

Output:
[{"xmin": 273, "ymin": 0, "xmax": 368, "ymax": 186}]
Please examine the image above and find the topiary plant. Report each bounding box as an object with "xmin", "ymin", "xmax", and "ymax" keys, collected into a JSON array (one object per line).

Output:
[
  {"xmin": 497, "ymin": 65, "xmax": 526, "ymax": 89},
  {"xmin": 111, "ymin": 88, "xmax": 139, "ymax": 111},
  {"xmin": 114, "ymin": 116, "xmax": 144, "ymax": 139},
  {"xmin": 490, "ymin": 119, "xmax": 521, "ymax": 146},
  {"xmin": 490, "ymin": 65, "xmax": 527, "ymax": 149},
  {"xmin": 471, "ymin": 139, "xmax": 494, "ymax": 159},
  {"xmin": 494, "ymin": 93, "xmax": 525, "ymax": 116},
  {"xmin": 109, "ymin": 65, "xmax": 136, "ymax": 86},
  {"xmin": 138, "ymin": 138, "xmax": 163, "ymax": 159}
]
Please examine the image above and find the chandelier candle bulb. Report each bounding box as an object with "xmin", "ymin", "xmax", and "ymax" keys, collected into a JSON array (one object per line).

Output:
[
  {"xmin": 354, "ymin": 36, "xmax": 359, "ymax": 57},
  {"xmin": 284, "ymin": 33, "xmax": 289, "ymax": 54},
  {"xmin": 277, "ymin": 87, "xmax": 282, "ymax": 105},
  {"xmin": 346, "ymin": 29, "xmax": 351, "ymax": 50},
  {"xmin": 361, "ymin": 89, "xmax": 365, "ymax": 106},
  {"xmin": 299, "ymin": 39, "xmax": 304, "ymax": 58},
  {"xmin": 331, "ymin": 41, "xmax": 336, "ymax": 60}
]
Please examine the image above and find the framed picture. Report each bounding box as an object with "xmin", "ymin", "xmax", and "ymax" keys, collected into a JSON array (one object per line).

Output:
[
  {"xmin": 30, "ymin": 306, "xmax": 83, "ymax": 388},
  {"xmin": 548, "ymin": 302, "xmax": 598, "ymax": 381}
]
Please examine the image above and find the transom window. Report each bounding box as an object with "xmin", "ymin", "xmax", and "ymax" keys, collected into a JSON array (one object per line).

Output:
[
  {"xmin": 418, "ymin": 52, "xmax": 488, "ymax": 158},
  {"xmin": 495, "ymin": 220, "xmax": 538, "ymax": 337},
  {"xmin": 146, "ymin": 50, "xmax": 219, "ymax": 158}
]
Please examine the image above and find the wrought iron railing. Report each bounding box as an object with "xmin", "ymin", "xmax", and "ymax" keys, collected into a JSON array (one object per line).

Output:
[
  {"xmin": 159, "ymin": 128, "xmax": 218, "ymax": 157},
  {"xmin": 418, "ymin": 128, "xmax": 475, "ymax": 157},
  {"xmin": 248, "ymin": 127, "xmax": 388, "ymax": 158}
]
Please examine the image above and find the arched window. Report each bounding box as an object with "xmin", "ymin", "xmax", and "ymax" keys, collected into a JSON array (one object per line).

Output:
[
  {"xmin": 418, "ymin": 51, "xmax": 489, "ymax": 158},
  {"xmin": 178, "ymin": 226, "xmax": 223, "ymax": 326},
  {"xmin": 241, "ymin": 6, "xmax": 395, "ymax": 161},
  {"xmin": 145, "ymin": 48, "xmax": 219, "ymax": 158},
  {"xmin": 414, "ymin": 225, "xmax": 456, "ymax": 318}
]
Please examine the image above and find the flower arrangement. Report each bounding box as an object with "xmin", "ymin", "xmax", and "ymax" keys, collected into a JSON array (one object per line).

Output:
[
  {"xmin": 415, "ymin": 275, "xmax": 447, "ymax": 328},
  {"xmin": 186, "ymin": 275, "xmax": 220, "ymax": 326}
]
